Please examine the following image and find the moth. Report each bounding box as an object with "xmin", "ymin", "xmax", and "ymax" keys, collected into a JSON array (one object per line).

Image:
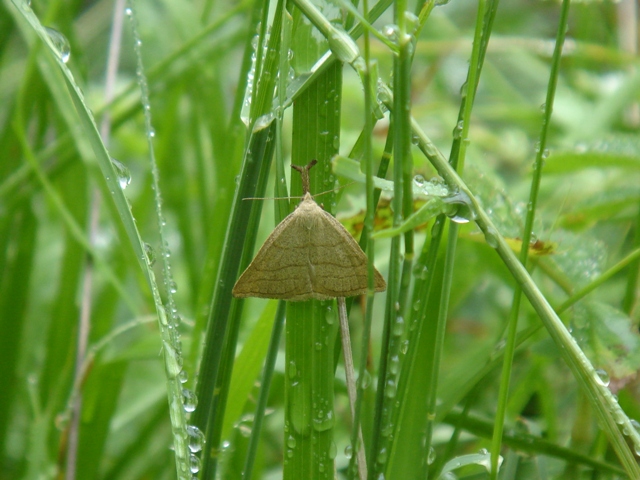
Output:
[{"xmin": 232, "ymin": 161, "xmax": 386, "ymax": 301}]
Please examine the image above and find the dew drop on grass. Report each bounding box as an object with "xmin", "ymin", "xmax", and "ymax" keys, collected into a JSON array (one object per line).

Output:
[
  {"xmin": 382, "ymin": 24, "xmax": 399, "ymax": 43},
  {"xmin": 392, "ymin": 316, "xmax": 404, "ymax": 336},
  {"xmin": 414, "ymin": 174, "xmax": 426, "ymax": 187},
  {"xmin": 484, "ymin": 227, "xmax": 499, "ymax": 248},
  {"xmin": 595, "ymin": 369, "xmax": 610, "ymax": 387},
  {"xmin": 189, "ymin": 453, "xmax": 201, "ymax": 473},
  {"xmin": 359, "ymin": 370, "xmax": 371, "ymax": 389},
  {"xmin": 312, "ymin": 407, "xmax": 334, "ymax": 432},
  {"xmin": 44, "ymin": 27, "xmax": 70, "ymax": 63},
  {"xmin": 144, "ymin": 243, "xmax": 156, "ymax": 266},
  {"xmin": 163, "ymin": 341, "xmax": 182, "ymax": 377},
  {"xmin": 344, "ymin": 444, "xmax": 353, "ymax": 459},
  {"xmin": 376, "ymin": 446, "xmax": 388, "ymax": 465},
  {"xmin": 385, "ymin": 379, "xmax": 397, "ymax": 398},
  {"xmin": 182, "ymin": 388, "xmax": 198, "ymax": 412},
  {"xmin": 186, "ymin": 425, "xmax": 205, "ymax": 453},
  {"xmin": 288, "ymin": 361, "xmax": 298, "ymax": 379},
  {"xmin": 110, "ymin": 158, "xmax": 131, "ymax": 189},
  {"xmin": 389, "ymin": 355, "xmax": 400, "ymax": 375},
  {"xmin": 178, "ymin": 370, "xmax": 188, "ymax": 384},
  {"xmin": 443, "ymin": 191, "xmax": 475, "ymax": 224},
  {"xmin": 427, "ymin": 446, "xmax": 436, "ymax": 465}
]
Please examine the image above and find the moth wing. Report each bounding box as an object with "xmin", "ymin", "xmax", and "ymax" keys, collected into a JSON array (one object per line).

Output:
[
  {"xmin": 232, "ymin": 208, "xmax": 315, "ymax": 300},
  {"xmin": 309, "ymin": 209, "xmax": 386, "ymax": 298}
]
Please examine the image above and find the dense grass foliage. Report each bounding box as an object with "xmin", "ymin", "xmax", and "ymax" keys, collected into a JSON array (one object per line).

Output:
[{"xmin": 2, "ymin": 0, "xmax": 640, "ymax": 478}]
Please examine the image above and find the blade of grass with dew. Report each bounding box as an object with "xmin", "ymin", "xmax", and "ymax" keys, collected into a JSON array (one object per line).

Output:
[
  {"xmin": 284, "ymin": 4, "xmax": 343, "ymax": 475},
  {"xmin": 188, "ymin": 0, "xmax": 262, "ymax": 374},
  {"xmin": 211, "ymin": 151, "xmax": 276, "ymax": 478},
  {"xmin": 127, "ymin": 4, "xmax": 198, "ymax": 477},
  {"xmin": 370, "ymin": 1, "xmax": 417, "ymax": 476},
  {"xmin": 345, "ymin": 0, "xmax": 384, "ymax": 475},
  {"xmin": 490, "ymin": 0, "xmax": 570, "ymax": 475},
  {"xmin": 193, "ymin": 1, "xmax": 283, "ymax": 477},
  {"xmin": 239, "ymin": 10, "xmax": 294, "ymax": 477},
  {"xmin": 196, "ymin": 120, "xmax": 277, "ymax": 478}
]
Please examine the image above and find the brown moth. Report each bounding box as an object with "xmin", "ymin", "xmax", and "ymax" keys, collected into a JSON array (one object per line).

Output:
[{"xmin": 232, "ymin": 161, "xmax": 386, "ymax": 301}]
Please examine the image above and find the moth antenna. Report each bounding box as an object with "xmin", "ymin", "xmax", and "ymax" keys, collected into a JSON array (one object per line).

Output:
[{"xmin": 291, "ymin": 159, "xmax": 317, "ymax": 195}]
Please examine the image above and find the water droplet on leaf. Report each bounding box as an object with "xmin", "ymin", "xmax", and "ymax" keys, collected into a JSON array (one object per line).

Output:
[{"xmin": 44, "ymin": 27, "xmax": 70, "ymax": 63}]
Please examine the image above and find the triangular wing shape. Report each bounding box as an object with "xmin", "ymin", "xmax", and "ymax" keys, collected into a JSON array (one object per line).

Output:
[
  {"xmin": 232, "ymin": 207, "xmax": 313, "ymax": 300},
  {"xmin": 307, "ymin": 208, "xmax": 386, "ymax": 299},
  {"xmin": 232, "ymin": 195, "xmax": 386, "ymax": 301}
]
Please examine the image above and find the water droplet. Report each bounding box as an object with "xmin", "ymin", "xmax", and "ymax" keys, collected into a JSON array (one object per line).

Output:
[
  {"xmin": 144, "ymin": 243, "xmax": 156, "ymax": 266},
  {"xmin": 288, "ymin": 361, "xmax": 298, "ymax": 379},
  {"xmin": 359, "ymin": 370, "xmax": 371, "ymax": 389},
  {"xmin": 186, "ymin": 425, "xmax": 205, "ymax": 453},
  {"xmin": 443, "ymin": 191, "xmax": 475, "ymax": 224},
  {"xmin": 178, "ymin": 370, "xmax": 188, "ymax": 384},
  {"xmin": 452, "ymin": 120, "xmax": 464, "ymax": 140},
  {"xmin": 287, "ymin": 435, "xmax": 297, "ymax": 449},
  {"xmin": 44, "ymin": 27, "xmax": 70, "ymax": 63},
  {"xmin": 389, "ymin": 355, "xmax": 400, "ymax": 375},
  {"xmin": 109, "ymin": 157, "xmax": 130, "ymax": 189},
  {"xmin": 182, "ymin": 388, "xmax": 198, "ymax": 412},
  {"xmin": 189, "ymin": 453, "xmax": 201, "ymax": 473},
  {"xmin": 329, "ymin": 441, "xmax": 337, "ymax": 459},
  {"xmin": 385, "ymin": 379, "xmax": 397, "ymax": 398},
  {"xmin": 382, "ymin": 24, "xmax": 399, "ymax": 42},
  {"xmin": 595, "ymin": 369, "xmax": 610, "ymax": 387},
  {"xmin": 163, "ymin": 342, "xmax": 182, "ymax": 377},
  {"xmin": 413, "ymin": 264, "xmax": 428, "ymax": 280},
  {"xmin": 427, "ymin": 446, "xmax": 436, "ymax": 464},
  {"xmin": 534, "ymin": 140, "xmax": 541, "ymax": 153},
  {"xmin": 169, "ymin": 280, "xmax": 178, "ymax": 294},
  {"xmin": 484, "ymin": 227, "xmax": 499, "ymax": 248},
  {"xmin": 312, "ymin": 407, "xmax": 334, "ymax": 431},
  {"xmin": 413, "ymin": 299, "xmax": 422, "ymax": 311},
  {"xmin": 393, "ymin": 317, "xmax": 404, "ymax": 336},
  {"xmin": 377, "ymin": 446, "xmax": 388, "ymax": 464},
  {"xmin": 344, "ymin": 444, "xmax": 353, "ymax": 459},
  {"xmin": 148, "ymin": 128, "xmax": 156, "ymax": 138},
  {"xmin": 253, "ymin": 112, "xmax": 275, "ymax": 132}
]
